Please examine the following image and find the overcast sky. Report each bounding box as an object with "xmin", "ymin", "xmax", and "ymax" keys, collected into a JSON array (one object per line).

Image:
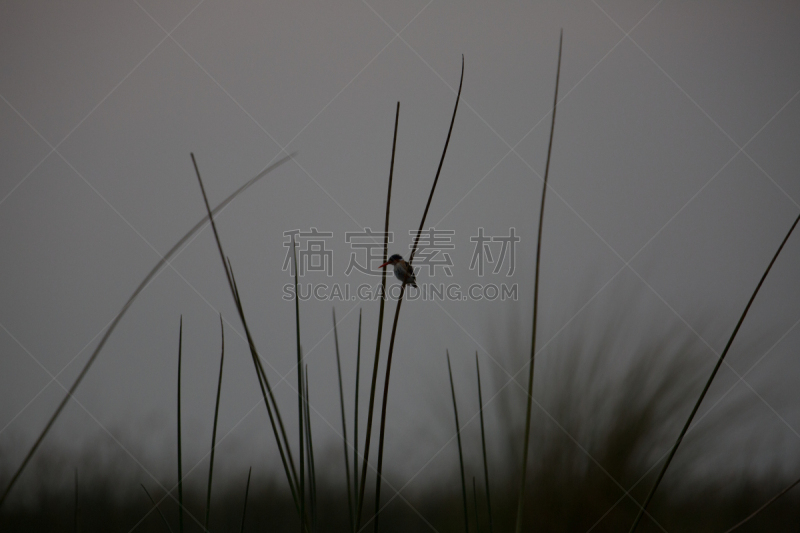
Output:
[{"xmin": 2, "ymin": 0, "xmax": 800, "ymax": 516}]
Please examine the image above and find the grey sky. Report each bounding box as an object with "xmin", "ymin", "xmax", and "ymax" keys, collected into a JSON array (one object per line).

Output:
[{"xmin": 1, "ymin": 0, "xmax": 800, "ymax": 509}]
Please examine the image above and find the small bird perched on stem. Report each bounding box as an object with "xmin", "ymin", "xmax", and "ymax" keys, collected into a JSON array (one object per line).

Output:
[{"xmin": 378, "ymin": 254, "xmax": 417, "ymax": 288}]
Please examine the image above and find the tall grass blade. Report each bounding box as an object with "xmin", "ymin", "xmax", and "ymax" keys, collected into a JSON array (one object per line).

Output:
[
  {"xmin": 629, "ymin": 211, "xmax": 800, "ymax": 533},
  {"xmin": 447, "ymin": 351, "xmax": 470, "ymax": 533},
  {"xmin": 723, "ymin": 475, "xmax": 800, "ymax": 533},
  {"xmin": 239, "ymin": 467, "xmax": 252, "ymax": 533},
  {"xmin": 292, "ymin": 237, "xmax": 306, "ymax": 533},
  {"xmin": 204, "ymin": 315, "xmax": 225, "ymax": 532},
  {"xmin": 177, "ymin": 317, "xmax": 184, "ymax": 533},
  {"xmin": 357, "ymin": 101, "xmax": 399, "ymax": 529},
  {"xmin": 249, "ymin": 331, "xmax": 300, "ymax": 500},
  {"xmin": 353, "ymin": 309, "xmax": 362, "ymax": 525},
  {"xmin": 304, "ymin": 366, "xmax": 318, "ymax": 531},
  {"xmin": 372, "ymin": 293, "xmax": 404, "ymax": 533},
  {"xmin": 191, "ymin": 155, "xmax": 302, "ymax": 516},
  {"xmin": 0, "ymin": 154, "xmax": 292, "ymax": 509},
  {"xmin": 228, "ymin": 258, "xmax": 300, "ymax": 500},
  {"xmin": 475, "ymin": 353, "xmax": 493, "ymax": 533},
  {"xmin": 141, "ymin": 484, "xmax": 175, "ymax": 533},
  {"xmin": 374, "ymin": 57, "xmax": 464, "ymax": 533},
  {"xmin": 515, "ymin": 31, "xmax": 562, "ymax": 533},
  {"xmin": 472, "ymin": 477, "xmax": 481, "ymax": 533},
  {"xmin": 407, "ymin": 56, "xmax": 464, "ymax": 266},
  {"xmin": 332, "ymin": 308, "xmax": 355, "ymax": 532},
  {"xmin": 74, "ymin": 469, "xmax": 79, "ymax": 533}
]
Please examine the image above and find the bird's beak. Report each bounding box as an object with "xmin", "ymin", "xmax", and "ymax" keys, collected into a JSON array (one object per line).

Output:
[{"xmin": 378, "ymin": 261, "xmax": 391, "ymax": 269}]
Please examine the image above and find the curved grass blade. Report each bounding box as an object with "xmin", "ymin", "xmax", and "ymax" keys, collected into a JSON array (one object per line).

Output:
[
  {"xmin": 141, "ymin": 484, "xmax": 175, "ymax": 533},
  {"xmin": 475, "ymin": 353, "xmax": 493, "ymax": 533},
  {"xmin": 333, "ymin": 308, "xmax": 355, "ymax": 532},
  {"xmin": 373, "ymin": 56, "xmax": 464, "ymax": 533},
  {"xmin": 515, "ymin": 32, "xmax": 562, "ymax": 533},
  {"xmin": 0, "ymin": 154, "xmax": 293, "ymax": 509},
  {"xmin": 628, "ymin": 211, "xmax": 800, "ymax": 533},
  {"xmin": 204, "ymin": 315, "xmax": 225, "ymax": 532},
  {"xmin": 357, "ymin": 101, "xmax": 399, "ymax": 529},
  {"xmin": 239, "ymin": 467, "xmax": 252, "ymax": 533},
  {"xmin": 447, "ymin": 351, "xmax": 470, "ymax": 533}
]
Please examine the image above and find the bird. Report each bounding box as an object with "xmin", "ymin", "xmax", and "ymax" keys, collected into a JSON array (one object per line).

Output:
[{"xmin": 378, "ymin": 254, "xmax": 418, "ymax": 288}]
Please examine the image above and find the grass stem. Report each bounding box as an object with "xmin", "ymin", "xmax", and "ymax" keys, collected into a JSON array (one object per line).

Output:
[
  {"xmin": 0, "ymin": 154, "xmax": 291, "ymax": 509},
  {"xmin": 353, "ymin": 309, "xmax": 362, "ymax": 527},
  {"xmin": 447, "ymin": 351, "xmax": 470, "ymax": 533},
  {"xmin": 628, "ymin": 211, "xmax": 800, "ymax": 533},
  {"xmin": 177, "ymin": 317, "xmax": 184, "ymax": 533},
  {"xmin": 515, "ymin": 32, "xmax": 562, "ymax": 533},
  {"xmin": 475, "ymin": 353, "xmax": 493, "ymax": 533},
  {"xmin": 373, "ymin": 56, "xmax": 463, "ymax": 533},
  {"xmin": 472, "ymin": 477, "xmax": 481, "ymax": 533},
  {"xmin": 239, "ymin": 467, "xmax": 252, "ymax": 533},
  {"xmin": 141, "ymin": 484, "xmax": 174, "ymax": 533},
  {"xmin": 204, "ymin": 315, "xmax": 225, "ymax": 532},
  {"xmin": 723, "ymin": 475, "xmax": 800, "ymax": 533},
  {"xmin": 74, "ymin": 469, "xmax": 79, "ymax": 533},
  {"xmin": 292, "ymin": 237, "xmax": 306, "ymax": 533},
  {"xmin": 357, "ymin": 102, "xmax": 399, "ymax": 530},
  {"xmin": 333, "ymin": 308, "xmax": 355, "ymax": 532}
]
